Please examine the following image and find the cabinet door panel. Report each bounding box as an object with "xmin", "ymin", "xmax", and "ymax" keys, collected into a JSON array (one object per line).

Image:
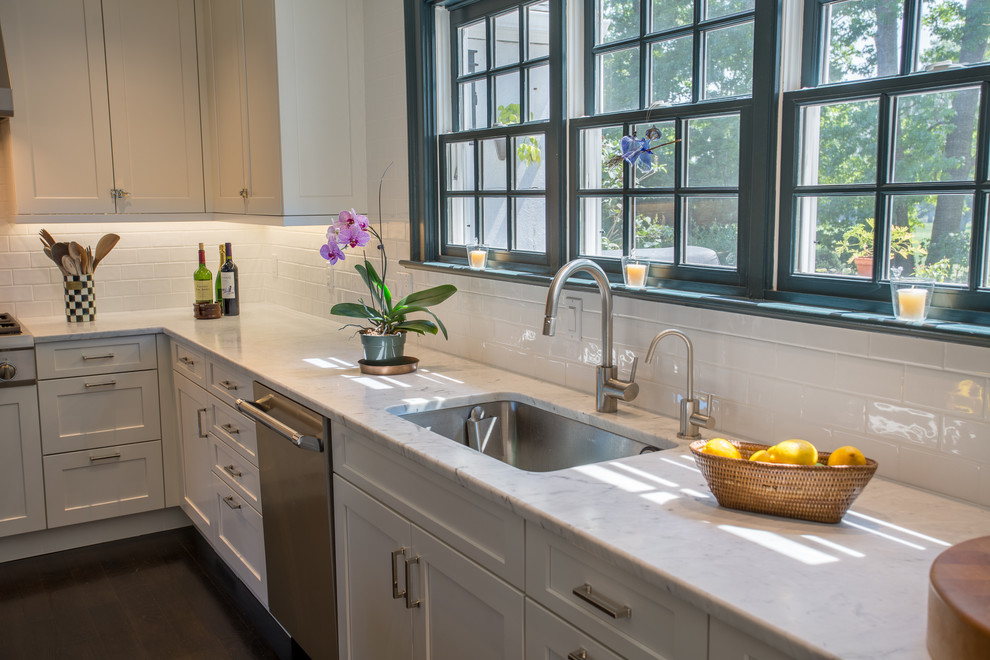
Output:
[
  {"xmin": 334, "ymin": 476, "xmax": 413, "ymax": 660},
  {"xmin": 175, "ymin": 372, "xmax": 214, "ymax": 535},
  {"xmin": 240, "ymin": 0, "xmax": 281, "ymax": 213},
  {"xmin": 102, "ymin": 0, "xmax": 204, "ymax": 212},
  {"xmin": 411, "ymin": 527, "xmax": 524, "ymax": 660},
  {"xmin": 709, "ymin": 618, "xmax": 794, "ymax": 660},
  {"xmin": 0, "ymin": 387, "xmax": 46, "ymax": 538},
  {"xmin": 38, "ymin": 369, "xmax": 162, "ymax": 454},
  {"xmin": 525, "ymin": 600, "xmax": 625, "ymax": 660},
  {"xmin": 0, "ymin": 0, "xmax": 114, "ymax": 213},
  {"xmin": 36, "ymin": 334, "xmax": 157, "ymax": 379},
  {"xmin": 213, "ymin": 476, "xmax": 267, "ymax": 605}
]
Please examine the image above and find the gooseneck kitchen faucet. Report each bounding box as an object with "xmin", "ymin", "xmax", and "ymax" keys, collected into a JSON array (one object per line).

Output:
[
  {"xmin": 644, "ymin": 329, "xmax": 715, "ymax": 438},
  {"xmin": 543, "ymin": 259, "xmax": 639, "ymax": 412}
]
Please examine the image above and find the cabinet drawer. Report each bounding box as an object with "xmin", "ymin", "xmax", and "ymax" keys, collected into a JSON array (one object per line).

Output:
[
  {"xmin": 708, "ymin": 618, "xmax": 794, "ymax": 660},
  {"xmin": 525, "ymin": 600, "xmax": 626, "ymax": 660},
  {"xmin": 210, "ymin": 433, "xmax": 262, "ymax": 514},
  {"xmin": 213, "ymin": 476, "xmax": 267, "ymax": 606},
  {"xmin": 211, "ymin": 398, "xmax": 258, "ymax": 466},
  {"xmin": 39, "ymin": 369, "xmax": 161, "ymax": 454},
  {"xmin": 172, "ymin": 340, "xmax": 207, "ymax": 384},
  {"xmin": 526, "ymin": 524, "xmax": 709, "ymax": 660},
  {"xmin": 43, "ymin": 440, "xmax": 165, "ymax": 528},
  {"xmin": 36, "ymin": 335, "xmax": 157, "ymax": 379},
  {"xmin": 208, "ymin": 360, "xmax": 253, "ymax": 408},
  {"xmin": 333, "ymin": 422, "xmax": 525, "ymax": 588}
]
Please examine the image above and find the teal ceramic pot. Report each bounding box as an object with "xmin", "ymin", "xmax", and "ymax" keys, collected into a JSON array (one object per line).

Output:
[{"xmin": 360, "ymin": 331, "xmax": 406, "ymax": 363}]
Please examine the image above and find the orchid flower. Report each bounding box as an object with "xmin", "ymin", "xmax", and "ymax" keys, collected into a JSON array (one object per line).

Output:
[
  {"xmin": 337, "ymin": 209, "xmax": 369, "ymax": 231},
  {"xmin": 320, "ymin": 240, "xmax": 346, "ymax": 264},
  {"xmin": 338, "ymin": 224, "xmax": 371, "ymax": 249}
]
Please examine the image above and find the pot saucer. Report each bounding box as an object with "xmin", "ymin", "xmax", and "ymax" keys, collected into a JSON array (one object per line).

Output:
[{"xmin": 358, "ymin": 356, "xmax": 419, "ymax": 375}]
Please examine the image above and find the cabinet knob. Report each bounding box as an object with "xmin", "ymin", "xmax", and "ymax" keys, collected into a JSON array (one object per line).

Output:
[
  {"xmin": 110, "ymin": 188, "xmax": 129, "ymax": 199},
  {"xmin": 0, "ymin": 362, "xmax": 15, "ymax": 381},
  {"xmin": 240, "ymin": 188, "xmax": 249, "ymax": 199}
]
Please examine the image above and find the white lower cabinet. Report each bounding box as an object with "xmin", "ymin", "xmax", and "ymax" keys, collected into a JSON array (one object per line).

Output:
[
  {"xmin": 334, "ymin": 476, "xmax": 524, "ymax": 660},
  {"xmin": 43, "ymin": 440, "xmax": 165, "ymax": 528},
  {"xmin": 175, "ymin": 371, "xmax": 215, "ymax": 535},
  {"xmin": 0, "ymin": 385, "xmax": 46, "ymax": 538},
  {"xmin": 213, "ymin": 475, "xmax": 267, "ymax": 604},
  {"xmin": 525, "ymin": 599, "xmax": 625, "ymax": 660}
]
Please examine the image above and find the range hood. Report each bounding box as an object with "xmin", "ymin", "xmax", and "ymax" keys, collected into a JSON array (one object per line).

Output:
[{"xmin": 0, "ymin": 28, "xmax": 12, "ymax": 118}]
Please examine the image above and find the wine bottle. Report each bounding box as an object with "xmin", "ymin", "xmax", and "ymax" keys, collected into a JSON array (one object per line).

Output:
[
  {"xmin": 193, "ymin": 243, "xmax": 213, "ymax": 304},
  {"xmin": 215, "ymin": 243, "xmax": 225, "ymax": 305},
  {"xmin": 220, "ymin": 242, "xmax": 239, "ymax": 316}
]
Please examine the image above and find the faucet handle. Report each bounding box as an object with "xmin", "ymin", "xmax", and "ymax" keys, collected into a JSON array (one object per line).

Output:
[
  {"xmin": 689, "ymin": 394, "xmax": 716, "ymax": 430},
  {"xmin": 625, "ymin": 356, "xmax": 638, "ymax": 383}
]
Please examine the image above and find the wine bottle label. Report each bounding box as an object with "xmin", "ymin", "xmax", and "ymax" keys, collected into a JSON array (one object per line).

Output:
[
  {"xmin": 194, "ymin": 280, "xmax": 212, "ymax": 302},
  {"xmin": 221, "ymin": 272, "xmax": 237, "ymax": 299}
]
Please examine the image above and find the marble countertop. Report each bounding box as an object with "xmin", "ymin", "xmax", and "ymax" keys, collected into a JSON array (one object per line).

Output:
[{"xmin": 24, "ymin": 305, "xmax": 990, "ymax": 660}]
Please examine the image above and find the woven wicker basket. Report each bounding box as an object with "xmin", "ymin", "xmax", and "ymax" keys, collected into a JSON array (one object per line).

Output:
[{"xmin": 689, "ymin": 439, "xmax": 878, "ymax": 524}]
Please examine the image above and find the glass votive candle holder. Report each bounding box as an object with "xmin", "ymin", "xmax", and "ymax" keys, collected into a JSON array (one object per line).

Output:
[
  {"xmin": 891, "ymin": 278, "xmax": 934, "ymax": 322},
  {"xmin": 621, "ymin": 255, "xmax": 649, "ymax": 289},
  {"xmin": 467, "ymin": 243, "xmax": 489, "ymax": 270}
]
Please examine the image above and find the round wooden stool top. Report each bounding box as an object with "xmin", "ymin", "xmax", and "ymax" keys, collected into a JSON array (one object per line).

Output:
[{"xmin": 928, "ymin": 536, "xmax": 990, "ymax": 660}]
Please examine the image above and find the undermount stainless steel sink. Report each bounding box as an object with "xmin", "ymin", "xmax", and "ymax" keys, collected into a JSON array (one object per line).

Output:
[{"xmin": 392, "ymin": 398, "xmax": 675, "ymax": 472}]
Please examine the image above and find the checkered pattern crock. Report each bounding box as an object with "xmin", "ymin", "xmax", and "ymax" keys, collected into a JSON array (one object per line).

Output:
[{"xmin": 64, "ymin": 275, "xmax": 96, "ymax": 323}]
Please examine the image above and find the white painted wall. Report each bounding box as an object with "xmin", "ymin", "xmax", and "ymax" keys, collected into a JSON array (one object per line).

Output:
[{"xmin": 0, "ymin": 0, "xmax": 988, "ymax": 508}]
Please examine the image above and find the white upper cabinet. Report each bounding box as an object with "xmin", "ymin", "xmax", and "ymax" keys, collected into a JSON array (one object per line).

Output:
[
  {"xmin": 198, "ymin": 0, "xmax": 368, "ymax": 221},
  {"xmin": 0, "ymin": 0, "xmax": 205, "ymax": 216}
]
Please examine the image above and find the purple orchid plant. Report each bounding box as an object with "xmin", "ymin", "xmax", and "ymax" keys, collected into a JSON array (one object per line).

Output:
[{"xmin": 320, "ymin": 167, "xmax": 456, "ymax": 338}]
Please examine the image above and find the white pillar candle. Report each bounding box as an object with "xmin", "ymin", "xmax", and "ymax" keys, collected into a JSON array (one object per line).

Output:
[
  {"xmin": 624, "ymin": 262, "xmax": 647, "ymax": 288},
  {"xmin": 897, "ymin": 287, "xmax": 928, "ymax": 321},
  {"xmin": 469, "ymin": 249, "xmax": 487, "ymax": 269}
]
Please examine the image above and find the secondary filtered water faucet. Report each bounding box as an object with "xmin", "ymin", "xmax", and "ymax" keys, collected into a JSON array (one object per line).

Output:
[
  {"xmin": 543, "ymin": 259, "xmax": 639, "ymax": 412},
  {"xmin": 644, "ymin": 329, "xmax": 715, "ymax": 438}
]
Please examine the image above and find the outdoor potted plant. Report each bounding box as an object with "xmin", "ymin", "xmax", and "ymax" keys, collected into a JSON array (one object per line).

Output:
[
  {"xmin": 320, "ymin": 168, "xmax": 456, "ymax": 364},
  {"xmin": 836, "ymin": 218, "xmax": 921, "ymax": 277}
]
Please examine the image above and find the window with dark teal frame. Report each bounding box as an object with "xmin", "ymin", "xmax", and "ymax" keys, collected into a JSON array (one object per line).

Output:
[{"xmin": 777, "ymin": 0, "xmax": 990, "ymax": 321}]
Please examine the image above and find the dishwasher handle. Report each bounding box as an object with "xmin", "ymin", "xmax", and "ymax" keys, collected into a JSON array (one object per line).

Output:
[{"xmin": 236, "ymin": 396, "xmax": 323, "ymax": 452}]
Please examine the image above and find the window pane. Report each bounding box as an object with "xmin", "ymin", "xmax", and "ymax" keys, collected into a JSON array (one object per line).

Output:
[
  {"xmin": 685, "ymin": 196, "xmax": 737, "ymax": 266},
  {"xmin": 481, "ymin": 139, "xmax": 506, "ymax": 190},
  {"xmin": 704, "ymin": 21, "xmax": 753, "ymax": 99},
  {"xmin": 494, "ymin": 72, "xmax": 521, "ymax": 126},
  {"xmin": 632, "ymin": 120, "xmax": 676, "ymax": 188},
  {"xmin": 822, "ymin": 0, "xmax": 903, "ymax": 84},
  {"xmin": 650, "ymin": 36, "xmax": 693, "ymax": 106},
  {"xmin": 686, "ymin": 115, "xmax": 740, "ymax": 188},
  {"xmin": 892, "ymin": 87, "xmax": 980, "ymax": 183},
  {"xmin": 916, "ymin": 0, "xmax": 989, "ymax": 71},
  {"xmin": 514, "ymin": 134, "xmax": 546, "ymax": 189},
  {"xmin": 794, "ymin": 195, "xmax": 875, "ymax": 277},
  {"xmin": 889, "ymin": 193, "xmax": 972, "ymax": 284},
  {"xmin": 460, "ymin": 79, "xmax": 488, "ymax": 130},
  {"xmin": 493, "ymin": 10, "xmax": 520, "ymax": 68},
  {"xmin": 483, "ymin": 197, "xmax": 509, "ymax": 249},
  {"xmin": 651, "ymin": 0, "xmax": 692, "ymax": 32},
  {"xmin": 799, "ymin": 99, "xmax": 878, "ymax": 186},
  {"xmin": 527, "ymin": 2, "xmax": 551, "ymax": 59},
  {"xmin": 447, "ymin": 197, "xmax": 476, "ymax": 245},
  {"xmin": 446, "ymin": 141, "xmax": 475, "ymax": 191},
  {"xmin": 598, "ymin": 47, "xmax": 641, "ymax": 112},
  {"xmin": 580, "ymin": 126, "xmax": 624, "ymax": 189},
  {"xmin": 459, "ymin": 20, "xmax": 487, "ymax": 75},
  {"xmin": 633, "ymin": 196, "xmax": 675, "ymax": 260},
  {"xmin": 598, "ymin": 0, "xmax": 641, "ymax": 44},
  {"xmin": 514, "ymin": 197, "xmax": 547, "ymax": 251},
  {"xmin": 579, "ymin": 196, "xmax": 624, "ymax": 255},
  {"xmin": 706, "ymin": 0, "xmax": 755, "ymax": 20},
  {"xmin": 527, "ymin": 64, "xmax": 551, "ymax": 121}
]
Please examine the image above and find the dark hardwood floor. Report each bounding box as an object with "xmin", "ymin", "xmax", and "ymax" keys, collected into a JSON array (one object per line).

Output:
[{"xmin": 0, "ymin": 527, "xmax": 283, "ymax": 659}]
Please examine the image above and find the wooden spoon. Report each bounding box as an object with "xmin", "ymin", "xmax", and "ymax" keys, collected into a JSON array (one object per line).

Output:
[
  {"xmin": 69, "ymin": 242, "xmax": 86, "ymax": 275},
  {"xmin": 93, "ymin": 233, "xmax": 120, "ymax": 271},
  {"xmin": 61, "ymin": 254, "xmax": 78, "ymax": 276},
  {"xmin": 50, "ymin": 242, "xmax": 71, "ymax": 275}
]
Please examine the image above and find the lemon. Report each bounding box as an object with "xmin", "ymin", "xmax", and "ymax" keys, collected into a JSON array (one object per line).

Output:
[
  {"xmin": 827, "ymin": 445, "xmax": 867, "ymax": 467},
  {"xmin": 767, "ymin": 439, "xmax": 818, "ymax": 466},
  {"xmin": 701, "ymin": 438, "xmax": 741, "ymax": 459},
  {"xmin": 748, "ymin": 449, "xmax": 771, "ymax": 462}
]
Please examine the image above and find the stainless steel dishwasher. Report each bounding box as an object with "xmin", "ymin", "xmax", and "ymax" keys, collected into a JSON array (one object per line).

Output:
[{"xmin": 237, "ymin": 382, "xmax": 337, "ymax": 660}]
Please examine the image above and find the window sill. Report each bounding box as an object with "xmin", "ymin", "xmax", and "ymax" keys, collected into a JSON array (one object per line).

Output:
[{"xmin": 401, "ymin": 260, "xmax": 990, "ymax": 347}]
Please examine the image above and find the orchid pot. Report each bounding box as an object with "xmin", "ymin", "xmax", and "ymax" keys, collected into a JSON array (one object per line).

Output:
[{"xmin": 360, "ymin": 331, "xmax": 406, "ymax": 363}]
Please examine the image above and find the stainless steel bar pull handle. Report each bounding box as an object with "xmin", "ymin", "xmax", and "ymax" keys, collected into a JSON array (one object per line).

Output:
[
  {"xmin": 219, "ymin": 380, "xmax": 238, "ymax": 390},
  {"xmin": 223, "ymin": 464, "xmax": 242, "ymax": 478},
  {"xmin": 89, "ymin": 452, "xmax": 121, "ymax": 462},
  {"xmin": 571, "ymin": 584, "xmax": 631, "ymax": 619},
  {"xmin": 221, "ymin": 423, "xmax": 239, "ymax": 435},
  {"xmin": 404, "ymin": 555, "xmax": 421, "ymax": 609},
  {"xmin": 235, "ymin": 397, "xmax": 323, "ymax": 452},
  {"xmin": 179, "ymin": 356, "xmax": 195, "ymax": 366},
  {"xmin": 196, "ymin": 408, "xmax": 208, "ymax": 438},
  {"xmin": 391, "ymin": 548, "xmax": 406, "ymax": 600},
  {"xmin": 223, "ymin": 496, "xmax": 241, "ymax": 510},
  {"xmin": 82, "ymin": 353, "xmax": 115, "ymax": 361},
  {"xmin": 567, "ymin": 650, "xmax": 588, "ymax": 660},
  {"xmin": 84, "ymin": 379, "xmax": 117, "ymax": 388}
]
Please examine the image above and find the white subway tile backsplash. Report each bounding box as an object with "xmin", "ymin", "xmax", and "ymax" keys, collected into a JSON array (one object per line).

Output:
[
  {"xmin": 834, "ymin": 354, "xmax": 904, "ymax": 400},
  {"xmin": 903, "ymin": 366, "xmax": 985, "ymax": 418},
  {"xmin": 900, "ymin": 446, "xmax": 981, "ymax": 503},
  {"xmin": 868, "ymin": 332, "xmax": 945, "ymax": 368},
  {"xmin": 941, "ymin": 416, "xmax": 990, "ymax": 463},
  {"xmin": 774, "ymin": 344, "xmax": 836, "ymax": 388},
  {"xmin": 800, "ymin": 386, "xmax": 867, "ymax": 431},
  {"xmin": 944, "ymin": 343, "xmax": 990, "ymax": 377},
  {"xmin": 867, "ymin": 401, "xmax": 939, "ymax": 449},
  {"xmin": 771, "ymin": 412, "xmax": 834, "ymax": 447}
]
